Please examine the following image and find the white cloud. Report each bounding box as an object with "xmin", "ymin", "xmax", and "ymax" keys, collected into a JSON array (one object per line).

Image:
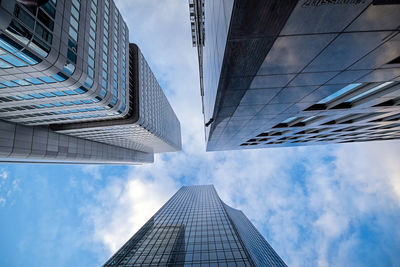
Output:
[
  {"xmin": 83, "ymin": 166, "xmax": 179, "ymax": 254},
  {"xmin": 82, "ymin": 165, "xmax": 103, "ymax": 180}
]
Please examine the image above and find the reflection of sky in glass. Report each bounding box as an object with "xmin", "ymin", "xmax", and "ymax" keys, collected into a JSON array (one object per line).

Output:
[
  {"xmin": 345, "ymin": 81, "xmax": 394, "ymax": 103},
  {"xmin": 282, "ymin": 116, "xmax": 297, "ymax": 123},
  {"xmin": 301, "ymin": 116, "xmax": 317, "ymax": 123},
  {"xmin": 317, "ymin": 83, "xmax": 361, "ymax": 104}
]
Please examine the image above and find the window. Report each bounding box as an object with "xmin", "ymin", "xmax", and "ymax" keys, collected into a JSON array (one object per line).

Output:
[
  {"xmin": 0, "ymin": 34, "xmax": 22, "ymax": 53},
  {"xmin": 0, "ymin": 81, "xmax": 18, "ymax": 87},
  {"xmin": 29, "ymin": 37, "xmax": 50, "ymax": 57},
  {"xmin": 0, "ymin": 59, "xmax": 12, "ymax": 69},
  {"xmin": 345, "ymin": 82, "xmax": 394, "ymax": 103},
  {"xmin": 70, "ymin": 16, "xmax": 79, "ymax": 31},
  {"xmin": 25, "ymin": 77, "xmax": 43, "ymax": 84},
  {"xmin": 38, "ymin": 76, "xmax": 56, "ymax": 83},
  {"xmin": 51, "ymin": 72, "xmax": 68, "ymax": 82},
  {"xmin": 12, "ymin": 79, "xmax": 30, "ymax": 86},
  {"xmin": 37, "ymin": 9, "xmax": 54, "ymax": 30},
  {"xmin": 35, "ymin": 23, "xmax": 52, "ymax": 43},
  {"xmin": 317, "ymin": 83, "xmax": 361, "ymax": 104},
  {"xmin": 63, "ymin": 90, "xmax": 78, "ymax": 95},
  {"xmin": 67, "ymin": 49, "xmax": 77, "ymax": 63},
  {"xmin": 69, "ymin": 27, "xmax": 78, "ymax": 41},
  {"xmin": 14, "ymin": 5, "xmax": 35, "ymax": 29},
  {"xmin": 52, "ymin": 91, "xmax": 66, "ymax": 96},
  {"xmin": 41, "ymin": 92, "xmax": 55, "ymax": 97},
  {"xmin": 0, "ymin": 54, "xmax": 27, "ymax": 67},
  {"xmin": 6, "ymin": 20, "xmax": 32, "ymax": 45},
  {"xmin": 15, "ymin": 49, "xmax": 41, "ymax": 65}
]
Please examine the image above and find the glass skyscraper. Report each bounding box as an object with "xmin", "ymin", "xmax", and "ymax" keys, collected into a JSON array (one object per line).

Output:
[
  {"xmin": 190, "ymin": 0, "xmax": 400, "ymax": 151},
  {"xmin": 104, "ymin": 185, "xmax": 286, "ymax": 267},
  {"xmin": 0, "ymin": 0, "xmax": 181, "ymax": 163}
]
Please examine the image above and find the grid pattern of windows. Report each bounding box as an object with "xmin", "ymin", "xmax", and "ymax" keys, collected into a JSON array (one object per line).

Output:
[
  {"xmin": 0, "ymin": 0, "xmax": 130, "ymax": 125},
  {"xmin": 52, "ymin": 45, "xmax": 181, "ymax": 153},
  {"xmin": 104, "ymin": 185, "xmax": 286, "ymax": 267},
  {"xmin": 240, "ymin": 81, "xmax": 400, "ymax": 147}
]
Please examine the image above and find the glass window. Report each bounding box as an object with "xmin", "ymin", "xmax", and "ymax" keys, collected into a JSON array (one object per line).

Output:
[
  {"xmin": 14, "ymin": 5, "xmax": 35, "ymax": 29},
  {"xmin": 72, "ymin": 0, "xmax": 80, "ymax": 9},
  {"xmin": 62, "ymin": 62, "xmax": 75, "ymax": 75},
  {"xmin": 51, "ymin": 72, "xmax": 68, "ymax": 82},
  {"xmin": 318, "ymin": 83, "xmax": 361, "ymax": 104},
  {"xmin": 15, "ymin": 49, "xmax": 41, "ymax": 65},
  {"xmin": 61, "ymin": 101, "xmax": 73, "ymax": 106},
  {"xmin": 0, "ymin": 81, "xmax": 18, "ymax": 87},
  {"xmin": 37, "ymin": 9, "xmax": 54, "ymax": 31},
  {"xmin": 89, "ymin": 28, "xmax": 96, "ymax": 39},
  {"xmin": 35, "ymin": 23, "xmax": 52, "ymax": 43},
  {"xmin": 0, "ymin": 54, "xmax": 27, "ymax": 67},
  {"xmin": 20, "ymin": 94, "xmax": 34, "ymax": 100},
  {"xmin": 70, "ymin": 16, "xmax": 79, "ymax": 31},
  {"xmin": 74, "ymin": 87, "xmax": 87, "ymax": 94},
  {"xmin": 68, "ymin": 39, "xmax": 77, "ymax": 53},
  {"xmin": 51, "ymin": 102, "xmax": 63, "ymax": 106},
  {"xmin": 41, "ymin": 92, "xmax": 55, "ymax": 97},
  {"xmin": 28, "ymin": 37, "xmax": 50, "ymax": 57},
  {"xmin": 0, "ymin": 59, "xmax": 12, "ymax": 69},
  {"xmin": 42, "ymin": 103, "xmax": 53, "ymax": 107},
  {"xmin": 82, "ymin": 100, "xmax": 93, "ymax": 104},
  {"xmin": 88, "ymin": 46, "xmax": 95, "ymax": 58},
  {"xmin": 89, "ymin": 37, "xmax": 95, "ymax": 48},
  {"xmin": 13, "ymin": 79, "xmax": 30, "ymax": 86},
  {"xmin": 6, "ymin": 20, "xmax": 32, "ymax": 45},
  {"xmin": 67, "ymin": 49, "xmax": 77, "ymax": 63},
  {"xmin": 63, "ymin": 90, "xmax": 78, "ymax": 95},
  {"xmin": 88, "ymin": 57, "xmax": 94, "ymax": 68},
  {"xmin": 71, "ymin": 5, "xmax": 79, "ymax": 20},
  {"xmin": 0, "ymin": 34, "xmax": 22, "ymax": 53},
  {"xmin": 69, "ymin": 27, "xmax": 78, "ymax": 41},
  {"xmin": 42, "ymin": 2, "xmax": 56, "ymax": 18},
  {"xmin": 52, "ymin": 91, "xmax": 66, "ymax": 96},
  {"xmin": 38, "ymin": 76, "xmax": 56, "ymax": 83},
  {"xmin": 88, "ymin": 66, "xmax": 94, "ymax": 78},
  {"xmin": 84, "ymin": 77, "xmax": 93, "ymax": 88},
  {"xmin": 30, "ymin": 93, "xmax": 45, "ymax": 99},
  {"xmin": 25, "ymin": 77, "xmax": 43, "ymax": 84}
]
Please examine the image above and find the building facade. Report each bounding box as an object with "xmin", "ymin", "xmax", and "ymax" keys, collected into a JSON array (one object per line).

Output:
[
  {"xmin": 0, "ymin": 0, "xmax": 181, "ymax": 163},
  {"xmin": 103, "ymin": 185, "xmax": 286, "ymax": 267},
  {"xmin": 190, "ymin": 0, "xmax": 400, "ymax": 151}
]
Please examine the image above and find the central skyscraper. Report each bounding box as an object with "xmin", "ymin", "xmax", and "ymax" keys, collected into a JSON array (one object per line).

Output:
[{"xmin": 103, "ymin": 185, "xmax": 286, "ymax": 267}]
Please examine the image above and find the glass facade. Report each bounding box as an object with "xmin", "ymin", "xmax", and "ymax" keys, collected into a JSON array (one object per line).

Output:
[
  {"xmin": 104, "ymin": 185, "xmax": 286, "ymax": 267},
  {"xmin": 0, "ymin": 0, "xmax": 181, "ymax": 163},
  {"xmin": 0, "ymin": 0, "xmax": 129, "ymax": 126},
  {"xmin": 190, "ymin": 1, "xmax": 400, "ymax": 151}
]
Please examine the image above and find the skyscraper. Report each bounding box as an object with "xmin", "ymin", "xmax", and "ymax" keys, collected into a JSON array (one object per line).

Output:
[
  {"xmin": 0, "ymin": 0, "xmax": 181, "ymax": 163},
  {"xmin": 104, "ymin": 185, "xmax": 286, "ymax": 267},
  {"xmin": 190, "ymin": 0, "xmax": 400, "ymax": 151}
]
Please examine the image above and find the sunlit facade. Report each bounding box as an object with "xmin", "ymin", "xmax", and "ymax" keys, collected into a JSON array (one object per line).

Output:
[
  {"xmin": 104, "ymin": 185, "xmax": 286, "ymax": 267},
  {"xmin": 0, "ymin": 0, "xmax": 181, "ymax": 163},
  {"xmin": 190, "ymin": 0, "xmax": 400, "ymax": 151}
]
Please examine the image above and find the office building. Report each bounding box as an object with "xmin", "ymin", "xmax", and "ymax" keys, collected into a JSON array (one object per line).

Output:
[
  {"xmin": 190, "ymin": 0, "xmax": 400, "ymax": 151},
  {"xmin": 0, "ymin": 0, "xmax": 181, "ymax": 163},
  {"xmin": 104, "ymin": 185, "xmax": 286, "ymax": 267}
]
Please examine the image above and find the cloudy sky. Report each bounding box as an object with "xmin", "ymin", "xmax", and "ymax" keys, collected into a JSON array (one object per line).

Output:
[{"xmin": 1, "ymin": 1, "xmax": 400, "ymax": 266}]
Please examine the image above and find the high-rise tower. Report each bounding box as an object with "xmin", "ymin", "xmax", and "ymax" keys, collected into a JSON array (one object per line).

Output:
[
  {"xmin": 190, "ymin": 0, "xmax": 400, "ymax": 151},
  {"xmin": 104, "ymin": 185, "xmax": 286, "ymax": 267},
  {"xmin": 0, "ymin": 0, "xmax": 181, "ymax": 164}
]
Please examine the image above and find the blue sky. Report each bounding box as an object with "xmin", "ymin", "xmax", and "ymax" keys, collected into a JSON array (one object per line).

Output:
[{"xmin": 1, "ymin": 1, "xmax": 400, "ymax": 266}]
